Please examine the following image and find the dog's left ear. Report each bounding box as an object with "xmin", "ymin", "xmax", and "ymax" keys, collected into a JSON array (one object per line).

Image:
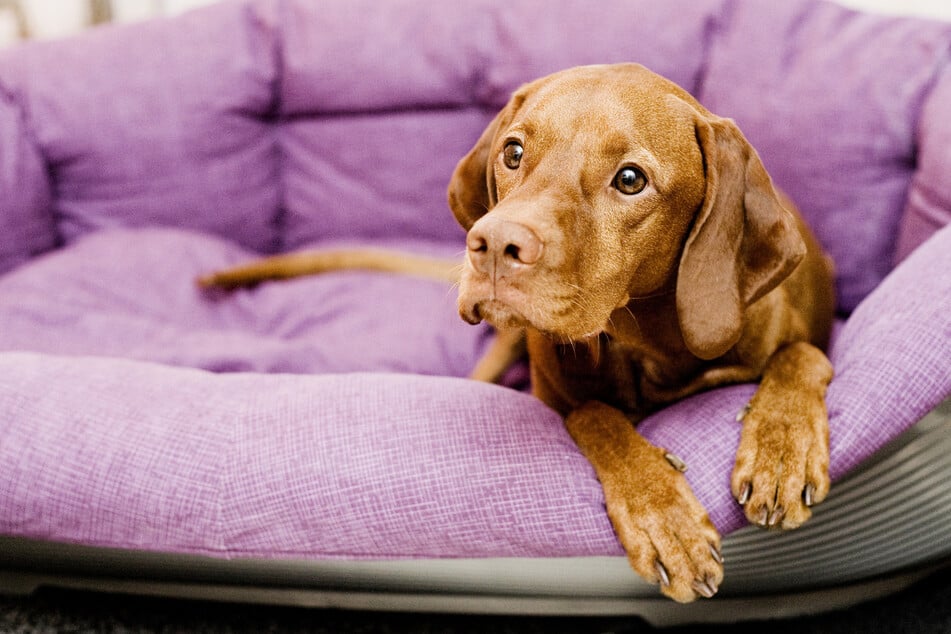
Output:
[
  {"xmin": 447, "ymin": 108, "xmax": 503, "ymax": 230},
  {"xmin": 448, "ymin": 88, "xmax": 531, "ymax": 230},
  {"xmin": 676, "ymin": 113, "xmax": 806, "ymax": 360}
]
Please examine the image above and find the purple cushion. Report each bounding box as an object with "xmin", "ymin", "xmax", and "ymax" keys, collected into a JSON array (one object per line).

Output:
[
  {"xmin": 278, "ymin": 0, "xmax": 716, "ymax": 115},
  {"xmin": 897, "ymin": 66, "xmax": 951, "ymax": 263},
  {"xmin": 0, "ymin": 227, "xmax": 492, "ymax": 377},
  {"xmin": 280, "ymin": 112, "xmax": 477, "ymax": 250},
  {"xmin": 0, "ymin": 353, "xmax": 617, "ymax": 559},
  {"xmin": 277, "ymin": 0, "xmax": 721, "ymax": 251},
  {"xmin": 0, "ymin": 4, "xmax": 281, "ymax": 257},
  {"xmin": 699, "ymin": 1, "xmax": 951, "ymax": 311},
  {"xmin": 0, "ymin": 0, "xmax": 949, "ymax": 563},
  {"xmin": 0, "ymin": 85, "xmax": 56, "ymax": 273}
]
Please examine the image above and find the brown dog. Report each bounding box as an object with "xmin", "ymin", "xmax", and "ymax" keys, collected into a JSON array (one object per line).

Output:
[{"xmin": 201, "ymin": 63, "xmax": 836, "ymax": 603}]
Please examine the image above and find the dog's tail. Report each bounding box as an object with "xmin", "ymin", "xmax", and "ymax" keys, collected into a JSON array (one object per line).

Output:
[
  {"xmin": 197, "ymin": 249, "xmax": 462, "ymax": 290},
  {"xmin": 198, "ymin": 247, "xmax": 526, "ymax": 384}
]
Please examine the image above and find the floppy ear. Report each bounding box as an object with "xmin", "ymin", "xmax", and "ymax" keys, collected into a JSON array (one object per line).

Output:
[
  {"xmin": 676, "ymin": 115, "xmax": 806, "ymax": 360},
  {"xmin": 447, "ymin": 108, "xmax": 505, "ymax": 230},
  {"xmin": 448, "ymin": 83, "xmax": 535, "ymax": 231}
]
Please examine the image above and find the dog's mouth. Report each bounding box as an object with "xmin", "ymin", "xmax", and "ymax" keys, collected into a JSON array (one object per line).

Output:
[
  {"xmin": 458, "ymin": 275, "xmax": 615, "ymax": 341},
  {"xmin": 460, "ymin": 298, "xmax": 531, "ymax": 331}
]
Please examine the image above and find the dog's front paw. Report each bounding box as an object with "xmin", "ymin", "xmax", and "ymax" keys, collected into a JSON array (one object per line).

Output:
[
  {"xmin": 731, "ymin": 350, "xmax": 831, "ymax": 529},
  {"xmin": 607, "ymin": 451, "xmax": 724, "ymax": 603},
  {"xmin": 566, "ymin": 402, "xmax": 722, "ymax": 602}
]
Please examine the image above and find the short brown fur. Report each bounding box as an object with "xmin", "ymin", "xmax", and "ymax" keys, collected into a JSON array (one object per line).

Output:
[
  {"xmin": 201, "ymin": 64, "xmax": 836, "ymax": 603},
  {"xmin": 450, "ymin": 64, "xmax": 834, "ymax": 602}
]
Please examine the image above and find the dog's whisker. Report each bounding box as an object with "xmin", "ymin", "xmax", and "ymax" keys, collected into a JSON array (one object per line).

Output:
[
  {"xmin": 559, "ymin": 282, "xmax": 609, "ymax": 337},
  {"xmin": 629, "ymin": 288, "xmax": 676, "ymax": 302},
  {"xmin": 590, "ymin": 330, "xmax": 603, "ymax": 366},
  {"xmin": 621, "ymin": 304, "xmax": 644, "ymax": 339}
]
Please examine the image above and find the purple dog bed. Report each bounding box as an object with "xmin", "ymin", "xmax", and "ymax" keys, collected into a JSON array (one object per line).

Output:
[{"xmin": 0, "ymin": 0, "xmax": 949, "ymax": 624}]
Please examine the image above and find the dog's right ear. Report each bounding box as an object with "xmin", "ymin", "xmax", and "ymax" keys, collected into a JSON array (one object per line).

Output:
[
  {"xmin": 676, "ymin": 113, "xmax": 806, "ymax": 361},
  {"xmin": 447, "ymin": 108, "xmax": 506, "ymax": 230}
]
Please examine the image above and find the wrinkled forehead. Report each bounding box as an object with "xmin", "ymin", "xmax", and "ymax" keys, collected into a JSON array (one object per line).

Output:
[{"xmin": 504, "ymin": 66, "xmax": 699, "ymax": 158}]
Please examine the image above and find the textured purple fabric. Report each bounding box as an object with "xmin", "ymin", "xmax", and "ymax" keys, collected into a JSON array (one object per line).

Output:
[
  {"xmin": 699, "ymin": 0, "xmax": 951, "ymax": 311},
  {"xmin": 277, "ymin": 0, "xmax": 721, "ymax": 250},
  {"xmin": 280, "ymin": 112, "xmax": 477, "ymax": 249},
  {"xmin": 0, "ymin": 0, "xmax": 949, "ymax": 562},
  {"xmin": 0, "ymin": 3, "xmax": 281, "ymax": 257},
  {"xmin": 0, "ymin": 353, "xmax": 616, "ymax": 558},
  {"xmin": 897, "ymin": 66, "xmax": 951, "ymax": 263},
  {"xmin": 826, "ymin": 223, "xmax": 951, "ymax": 476},
  {"xmin": 0, "ymin": 228, "xmax": 491, "ymax": 378},
  {"xmin": 0, "ymin": 85, "xmax": 56, "ymax": 273},
  {"xmin": 277, "ymin": 0, "xmax": 716, "ymax": 114}
]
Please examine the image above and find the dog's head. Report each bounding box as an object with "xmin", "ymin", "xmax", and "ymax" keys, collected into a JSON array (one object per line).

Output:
[{"xmin": 449, "ymin": 63, "xmax": 805, "ymax": 359}]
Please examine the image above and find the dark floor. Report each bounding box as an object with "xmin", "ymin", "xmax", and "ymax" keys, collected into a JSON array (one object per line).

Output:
[{"xmin": 2, "ymin": 566, "xmax": 950, "ymax": 633}]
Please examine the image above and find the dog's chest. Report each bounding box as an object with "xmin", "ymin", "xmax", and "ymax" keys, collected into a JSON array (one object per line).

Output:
[{"xmin": 550, "ymin": 334, "xmax": 702, "ymax": 418}]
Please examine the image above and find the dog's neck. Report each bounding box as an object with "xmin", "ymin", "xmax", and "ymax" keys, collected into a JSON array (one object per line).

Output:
[
  {"xmin": 605, "ymin": 293, "xmax": 681, "ymax": 349},
  {"xmin": 596, "ymin": 280, "xmax": 709, "ymax": 383},
  {"xmin": 534, "ymin": 293, "xmax": 702, "ymax": 417}
]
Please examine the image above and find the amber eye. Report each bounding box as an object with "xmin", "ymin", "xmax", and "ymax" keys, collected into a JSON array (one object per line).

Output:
[
  {"xmin": 502, "ymin": 141, "xmax": 523, "ymax": 169},
  {"xmin": 613, "ymin": 167, "xmax": 647, "ymax": 195}
]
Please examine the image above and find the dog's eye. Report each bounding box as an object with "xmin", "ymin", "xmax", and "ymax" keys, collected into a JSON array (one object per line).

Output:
[
  {"xmin": 613, "ymin": 167, "xmax": 647, "ymax": 195},
  {"xmin": 502, "ymin": 141, "xmax": 523, "ymax": 169}
]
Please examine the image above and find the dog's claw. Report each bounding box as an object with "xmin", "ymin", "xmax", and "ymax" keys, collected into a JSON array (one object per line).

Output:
[
  {"xmin": 664, "ymin": 452, "xmax": 688, "ymax": 473},
  {"xmin": 693, "ymin": 578, "xmax": 718, "ymax": 599},
  {"xmin": 803, "ymin": 483, "xmax": 816, "ymax": 507},
  {"xmin": 710, "ymin": 544, "xmax": 723, "ymax": 564},
  {"xmin": 735, "ymin": 403, "xmax": 751, "ymax": 422},
  {"xmin": 654, "ymin": 561, "xmax": 670, "ymax": 587},
  {"xmin": 737, "ymin": 482, "xmax": 751, "ymax": 505},
  {"xmin": 768, "ymin": 507, "xmax": 784, "ymax": 528}
]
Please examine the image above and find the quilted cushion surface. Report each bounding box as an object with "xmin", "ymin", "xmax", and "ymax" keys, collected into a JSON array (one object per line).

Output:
[{"xmin": 0, "ymin": 228, "xmax": 489, "ymax": 377}]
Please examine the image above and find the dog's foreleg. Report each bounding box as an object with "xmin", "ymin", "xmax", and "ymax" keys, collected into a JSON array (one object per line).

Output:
[
  {"xmin": 731, "ymin": 341, "xmax": 833, "ymax": 529},
  {"xmin": 566, "ymin": 401, "xmax": 723, "ymax": 602},
  {"xmin": 468, "ymin": 328, "xmax": 526, "ymax": 383}
]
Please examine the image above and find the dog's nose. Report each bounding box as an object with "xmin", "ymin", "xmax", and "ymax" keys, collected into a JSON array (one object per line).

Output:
[{"xmin": 466, "ymin": 216, "xmax": 543, "ymax": 276}]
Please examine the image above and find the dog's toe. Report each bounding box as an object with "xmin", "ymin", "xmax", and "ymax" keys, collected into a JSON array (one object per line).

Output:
[
  {"xmin": 731, "ymin": 393, "xmax": 830, "ymax": 530},
  {"xmin": 607, "ymin": 456, "xmax": 724, "ymax": 603},
  {"xmin": 621, "ymin": 515, "xmax": 723, "ymax": 603}
]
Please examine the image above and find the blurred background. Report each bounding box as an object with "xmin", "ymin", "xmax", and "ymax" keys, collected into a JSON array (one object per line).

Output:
[
  {"xmin": 0, "ymin": 0, "xmax": 217, "ymax": 46},
  {"xmin": 0, "ymin": 0, "xmax": 948, "ymax": 49}
]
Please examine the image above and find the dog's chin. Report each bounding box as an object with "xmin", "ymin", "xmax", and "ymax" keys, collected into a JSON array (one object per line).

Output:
[
  {"xmin": 460, "ymin": 297, "xmax": 609, "ymax": 342},
  {"xmin": 458, "ymin": 274, "xmax": 615, "ymax": 339},
  {"xmin": 459, "ymin": 299, "xmax": 531, "ymax": 331}
]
